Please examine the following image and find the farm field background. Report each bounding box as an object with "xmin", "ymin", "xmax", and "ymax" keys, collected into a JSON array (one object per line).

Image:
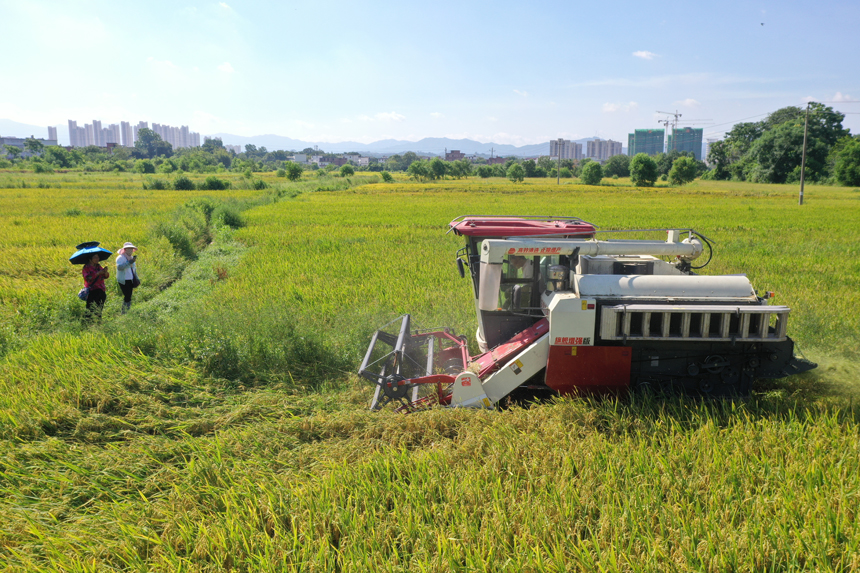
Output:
[{"xmin": 1, "ymin": 171, "xmax": 859, "ymax": 571}]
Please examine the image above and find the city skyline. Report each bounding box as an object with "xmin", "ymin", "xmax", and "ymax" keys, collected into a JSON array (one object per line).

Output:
[
  {"xmin": 1, "ymin": 0, "xmax": 857, "ymax": 147},
  {"xmin": 66, "ymin": 119, "xmax": 200, "ymax": 149}
]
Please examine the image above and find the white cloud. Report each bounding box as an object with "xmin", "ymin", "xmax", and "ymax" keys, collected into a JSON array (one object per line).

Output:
[
  {"xmin": 513, "ymin": 89, "xmax": 528, "ymax": 97},
  {"xmin": 487, "ymin": 116, "xmax": 499, "ymax": 122},
  {"xmin": 633, "ymin": 51, "xmax": 657, "ymax": 60},
  {"xmin": 219, "ymin": 2, "xmax": 231, "ymax": 8},
  {"xmin": 802, "ymin": 95, "xmax": 816, "ymax": 103},
  {"xmin": 602, "ymin": 101, "xmax": 639, "ymax": 113},
  {"xmin": 674, "ymin": 98, "xmax": 700, "ymax": 108},
  {"xmin": 833, "ymin": 92, "xmax": 857, "ymax": 102},
  {"xmin": 147, "ymin": 56, "xmax": 178, "ymax": 69},
  {"xmin": 430, "ymin": 112, "xmax": 443, "ymax": 118},
  {"xmin": 295, "ymin": 120, "xmax": 315, "ymax": 129},
  {"xmin": 374, "ymin": 111, "xmax": 405, "ymax": 122},
  {"xmin": 217, "ymin": 62, "xmax": 235, "ymax": 73}
]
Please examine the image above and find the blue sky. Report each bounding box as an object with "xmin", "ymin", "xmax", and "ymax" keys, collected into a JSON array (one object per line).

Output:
[{"xmin": 1, "ymin": 0, "xmax": 858, "ymax": 145}]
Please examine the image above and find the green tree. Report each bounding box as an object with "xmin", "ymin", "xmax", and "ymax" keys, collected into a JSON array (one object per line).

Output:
[
  {"xmin": 450, "ymin": 159, "xmax": 472, "ymax": 179},
  {"xmin": 668, "ymin": 156, "xmax": 698, "ymax": 185},
  {"xmin": 603, "ymin": 154, "xmax": 630, "ymax": 178},
  {"xmin": 134, "ymin": 128, "xmax": 173, "ymax": 158},
  {"xmin": 523, "ymin": 160, "xmax": 537, "ymax": 177},
  {"xmin": 580, "ymin": 161, "xmax": 602, "ymax": 185},
  {"xmin": 43, "ymin": 146, "xmax": 75, "ymax": 168},
  {"xmin": 507, "ymin": 163, "xmax": 525, "ymax": 183},
  {"xmin": 401, "ymin": 151, "xmax": 419, "ymax": 171},
  {"xmin": 381, "ymin": 171, "xmax": 394, "ymax": 183},
  {"xmin": 4, "ymin": 145, "xmax": 22, "ymax": 162},
  {"xmin": 202, "ymin": 138, "xmax": 225, "ymax": 153},
  {"xmin": 407, "ymin": 159, "xmax": 428, "ymax": 180},
  {"xmin": 536, "ymin": 156, "xmax": 553, "ymax": 173},
  {"xmin": 340, "ymin": 164, "xmax": 355, "ymax": 177},
  {"xmin": 23, "ymin": 138, "xmax": 44, "ymax": 156},
  {"xmin": 630, "ymin": 153, "xmax": 658, "ymax": 187},
  {"xmin": 834, "ymin": 137, "xmax": 860, "ymax": 186},
  {"xmin": 476, "ymin": 165, "xmax": 493, "ymax": 178},
  {"xmin": 286, "ymin": 162, "xmax": 303, "ymax": 181},
  {"xmin": 429, "ymin": 157, "xmax": 447, "ymax": 180}
]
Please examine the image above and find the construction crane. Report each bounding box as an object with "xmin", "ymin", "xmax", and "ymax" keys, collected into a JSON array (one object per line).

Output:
[{"xmin": 657, "ymin": 110, "xmax": 713, "ymax": 153}]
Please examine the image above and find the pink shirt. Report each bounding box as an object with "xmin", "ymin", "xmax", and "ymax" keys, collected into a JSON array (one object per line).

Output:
[{"xmin": 82, "ymin": 264, "xmax": 106, "ymax": 291}]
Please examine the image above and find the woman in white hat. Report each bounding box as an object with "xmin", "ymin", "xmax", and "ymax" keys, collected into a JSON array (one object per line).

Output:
[{"xmin": 115, "ymin": 242, "xmax": 139, "ymax": 314}]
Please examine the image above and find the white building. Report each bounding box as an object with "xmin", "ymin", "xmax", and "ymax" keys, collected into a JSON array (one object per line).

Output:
[
  {"xmin": 47, "ymin": 126, "xmax": 57, "ymax": 141},
  {"xmin": 586, "ymin": 139, "xmax": 623, "ymax": 161},
  {"xmin": 549, "ymin": 138, "xmax": 583, "ymax": 160},
  {"xmin": 120, "ymin": 121, "xmax": 133, "ymax": 147}
]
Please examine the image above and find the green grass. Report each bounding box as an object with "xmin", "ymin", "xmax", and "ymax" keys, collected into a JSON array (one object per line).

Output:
[{"xmin": 0, "ymin": 173, "xmax": 858, "ymax": 571}]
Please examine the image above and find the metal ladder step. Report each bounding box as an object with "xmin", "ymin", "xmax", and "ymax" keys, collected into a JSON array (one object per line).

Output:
[{"xmin": 599, "ymin": 304, "xmax": 790, "ymax": 342}]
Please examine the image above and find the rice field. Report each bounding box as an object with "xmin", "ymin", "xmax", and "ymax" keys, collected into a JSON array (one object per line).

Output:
[{"xmin": 1, "ymin": 171, "xmax": 859, "ymax": 571}]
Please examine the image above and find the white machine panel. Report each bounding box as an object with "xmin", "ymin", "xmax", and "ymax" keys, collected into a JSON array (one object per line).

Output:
[
  {"xmin": 575, "ymin": 274, "xmax": 757, "ymax": 302},
  {"xmin": 482, "ymin": 334, "xmax": 550, "ymax": 404},
  {"xmin": 545, "ymin": 292, "xmax": 597, "ymax": 346},
  {"xmin": 451, "ymin": 371, "xmax": 491, "ymax": 409}
]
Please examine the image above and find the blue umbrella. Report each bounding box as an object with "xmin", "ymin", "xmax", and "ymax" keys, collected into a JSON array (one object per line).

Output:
[{"xmin": 69, "ymin": 241, "xmax": 112, "ymax": 265}]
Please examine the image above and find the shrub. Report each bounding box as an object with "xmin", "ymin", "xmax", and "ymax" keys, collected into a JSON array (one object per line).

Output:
[
  {"xmin": 477, "ymin": 165, "xmax": 493, "ymax": 178},
  {"xmin": 381, "ymin": 171, "xmax": 393, "ymax": 183},
  {"xmin": 0, "ymin": 159, "xmax": 11, "ymax": 168},
  {"xmin": 142, "ymin": 177, "xmax": 168, "ymax": 190},
  {"xmin": 251, "ymin": 178, "xmax": 268, "ymax": 190},
  {"xmin": 243, "ymin": 169, "xmax": 253, "ymax": 179},
  {"xmin": 580, "ymin": 162, "xmax": 603, "ymax": 185},
  {"xmin": 560, "ymin": 167, "xmax": 572, "ymax": 178},
  {"xmin": 151, "ymin": 220, "xmax": 197, "ymax": 259},
  {"xmin": 173, "ymin": 175, "xmax": 195, "ymax": 190},
  {"xmin": 630, "ymin": 153, "xmax": 658, "ymax": 187},
  {"xmin": 134, "ymin": 159, "xmax": 156, "ymax": 174},
  {"xmin": 33, "ymin": 162, "xmax": 54, "ymax": 174},
  {"xmin": 340, "ymin": 164, "xmax": 355, "ymax": 177},
  {"xmin": 199, "ymin": 176, "xmax": 230, "ymax": 191},
  {"xmin": 212, "ymin": 204, "xmax": 245, "ymax": 229},
  {"xmin": 276, "ymin": 168, "xmax": 287, "ymax": 178}
]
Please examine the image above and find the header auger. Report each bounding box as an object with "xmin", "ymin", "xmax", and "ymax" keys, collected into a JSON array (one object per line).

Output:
[{"xmin": 359, "ymin": 216, "xmax": 816, "ymax": 411}]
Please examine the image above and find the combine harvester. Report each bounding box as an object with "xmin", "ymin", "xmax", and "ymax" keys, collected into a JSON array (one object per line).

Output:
[{"xmin": 359, "ymin": 216, "xmax": 816, "ymax": 411}]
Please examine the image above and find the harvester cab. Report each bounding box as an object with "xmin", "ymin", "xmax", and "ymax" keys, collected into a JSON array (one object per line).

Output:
[{"xmin": 359, "ymin": 216, "xmax": 816, "ymax": 411}]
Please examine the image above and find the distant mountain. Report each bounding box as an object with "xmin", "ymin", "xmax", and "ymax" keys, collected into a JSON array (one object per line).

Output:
[
  {"xmin": 0, "ymin": 119, "xmax": 58, "ymax": 141},
  {"xmin": 2, "ymin": 118, "xmax": 605, "ymax": 157},
  {"xmin": 207, "ymin": 133, "xmax": 601, "ymax": 157}
]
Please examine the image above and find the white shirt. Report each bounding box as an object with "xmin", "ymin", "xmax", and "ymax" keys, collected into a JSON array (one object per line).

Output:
[{"xmin": 115, "ymin": 253, "xmax": 137, "ymax": 284}]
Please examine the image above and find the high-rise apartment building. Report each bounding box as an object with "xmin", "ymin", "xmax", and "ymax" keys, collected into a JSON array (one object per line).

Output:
[
  {"xmin": 121, "ymin": 121, "xmax": 133, "ymax": 147},
  {"xmin": 667, "ymin": 127, "xmax": 704, "ymax": 161},
  {"xmin": 47, "ymin": 126, "xmax": 57, "ymax": 141},
  {"xmin": 586, "ymin": 139, "xmax": 623, "ymax": 161},
  {"xmin": 627, "ymin": 129, "xmax": 665, "ymax": 156},
  {"xmin": 66, "ymin": 119, "xmax": 199, "ymax": 149},
  {"xmin": 549, "ymin": 138, "xmax": 583, "ymax": 160}
]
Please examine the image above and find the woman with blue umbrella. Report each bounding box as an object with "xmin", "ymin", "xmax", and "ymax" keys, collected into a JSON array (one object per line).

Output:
[{"xmin": 70, "ymin": 242, "xmax": 111, "ymax": 323}]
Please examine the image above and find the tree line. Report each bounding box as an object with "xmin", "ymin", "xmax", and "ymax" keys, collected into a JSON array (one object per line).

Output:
[{"xmin": 3, "ymin": 104, "xmax": 858, "ymax": 186}]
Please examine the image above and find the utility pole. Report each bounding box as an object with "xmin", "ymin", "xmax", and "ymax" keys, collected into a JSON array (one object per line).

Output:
[
  {"xmin": 557, "ymin": 140, "xmax": 561, "ymax": 185},
  {"xmin": 799, "ymin": 102, "xmax": 811, "ymax": 206}
]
